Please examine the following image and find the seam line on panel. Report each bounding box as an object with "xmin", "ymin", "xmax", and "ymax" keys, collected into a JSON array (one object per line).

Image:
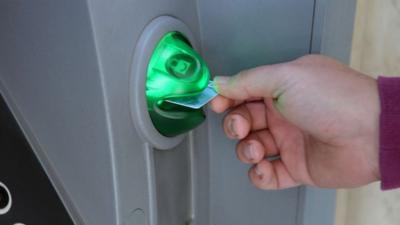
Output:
[
  {"xmin": 309, "ymin": 0, "xmax": 318, "ymax": 53},
  {"xmin": 85, "ymin": 1, "xmax": 120, "ymax": 224}
]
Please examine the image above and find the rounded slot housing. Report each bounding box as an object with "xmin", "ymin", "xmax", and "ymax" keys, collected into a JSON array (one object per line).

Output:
[{"xmin": 130, "ymin": 16, "xmax": 203, "ymax": 150}]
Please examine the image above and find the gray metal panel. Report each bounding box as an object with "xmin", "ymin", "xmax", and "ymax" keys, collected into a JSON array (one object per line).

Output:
[
  {"xmin": 153, "ymin": 140, "xmax": 192, "ymax": 225},
  {"xmin": 196, "ymin": 1, "xmax": 315, "ymax": 225},
  {"xmin": 197, "ymin": 0, "xmax": 316, "ymax": 74},
  {"xmin": 298, "ymin": 187, "xmax": 337, "ymax": 225},
  {"xmin": 318, "ymin": 0, "xmax": 357, "ymax": 63},
  {"xmin": 0, "ymin": 1, "xmax": 115, "ymax": 225},
  {"xmin": 84, "ymin": 0, "xmax": 203, "ymax": 224},
  {"xmin": 206, "ymin": 113, "xmax": 299, "ymax": 225}
]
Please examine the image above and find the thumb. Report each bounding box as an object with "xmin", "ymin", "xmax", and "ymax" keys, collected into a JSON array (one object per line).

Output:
[{"xmin": 213, "ymin": 65, "xmax": 286, "ymax": 100}]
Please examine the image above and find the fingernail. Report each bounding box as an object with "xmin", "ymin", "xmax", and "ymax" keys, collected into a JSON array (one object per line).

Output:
[
  {"xmin": 244, "ymin": 142, "xmax": 256, "ymax": 161},
  {"xmin": 255, "ymin": 165, "xmax": 263, "ymax": 178},
  {"xmin": 213, "ymin": 76, "xmax": 230, "ymax": 92},
  {"xmin": 228, "ymin": 116, "xmax": 238, "ymax": 138}
]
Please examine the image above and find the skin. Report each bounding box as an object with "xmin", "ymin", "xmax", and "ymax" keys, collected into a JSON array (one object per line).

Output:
[{"xmin": 209, "ymin": 55, "xmax": 380, "ymax": 190}]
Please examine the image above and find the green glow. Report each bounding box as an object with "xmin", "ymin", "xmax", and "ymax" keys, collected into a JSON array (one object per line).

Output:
[{"xmin": 146, "ymin": 32, "xmax": 210, "ymax": 137}]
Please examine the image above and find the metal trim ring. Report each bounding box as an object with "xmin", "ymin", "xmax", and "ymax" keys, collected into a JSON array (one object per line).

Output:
[{"xmin": 130, "ymin": 16, "xmax": 199, "ymax": 150}]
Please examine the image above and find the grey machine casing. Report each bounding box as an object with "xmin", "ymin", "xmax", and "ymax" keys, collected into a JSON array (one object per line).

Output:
[{"xmin": 0, "ymin": 0, "xmax": 356, "ymax": 224}]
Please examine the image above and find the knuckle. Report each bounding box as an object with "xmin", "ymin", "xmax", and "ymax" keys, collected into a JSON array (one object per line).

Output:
[
  {"xmin": 293, "ymin": 54, "xmax": 336, "ymax": 68},
  {"xmin": 277, "ymin": 63, "xmax": 295, "ymax": 75},
  {"xmin": 232, "ymin": 71, "xmax": 253, "ymax": 99},
  {"xmin": 234, "ymin": 69, "xmax": 250, "ymax": 85},
  {"xmin": 295, "ymin": 54, "xmax": 324, "ymax": 64}
]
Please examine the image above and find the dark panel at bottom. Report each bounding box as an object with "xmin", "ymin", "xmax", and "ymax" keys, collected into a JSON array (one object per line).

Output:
[{"xmin": 0, "ymin": 94, "xmax": 74, "ymax": 225}]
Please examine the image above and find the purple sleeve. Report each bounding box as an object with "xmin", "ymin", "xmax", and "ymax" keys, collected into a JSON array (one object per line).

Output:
[{"xmin": 378, "ymin": 76, "xmax": 400, "ymax": 190}]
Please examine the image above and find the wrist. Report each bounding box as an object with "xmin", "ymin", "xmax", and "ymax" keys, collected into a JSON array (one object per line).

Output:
[{"xmin": 366, "ymin": 77, "xmax": 381, "ymax": 182}]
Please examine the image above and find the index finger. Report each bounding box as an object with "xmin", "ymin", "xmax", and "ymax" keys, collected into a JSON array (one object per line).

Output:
[
  {"xmin": 209, "ymin": 95, "xmax": 263, "ymax": 113},
  {"xmin": 209, "ymin": 95, "xmax": 242, "ymax": 113}
]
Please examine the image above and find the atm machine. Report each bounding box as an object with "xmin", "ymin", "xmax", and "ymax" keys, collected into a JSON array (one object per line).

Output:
[{"xmin": 0, "ymin": 0, "xmax": 356, "ymax": 224}]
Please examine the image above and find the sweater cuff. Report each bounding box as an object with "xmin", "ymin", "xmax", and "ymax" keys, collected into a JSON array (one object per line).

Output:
[{"xmin": 378, "ymin": 76, "xmax": 400, "ymax": 190}]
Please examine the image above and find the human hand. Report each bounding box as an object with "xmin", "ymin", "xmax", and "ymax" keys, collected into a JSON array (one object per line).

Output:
[{"xmin": 210, "ymin": 55, "xmax": 380, "ymax": 190}]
